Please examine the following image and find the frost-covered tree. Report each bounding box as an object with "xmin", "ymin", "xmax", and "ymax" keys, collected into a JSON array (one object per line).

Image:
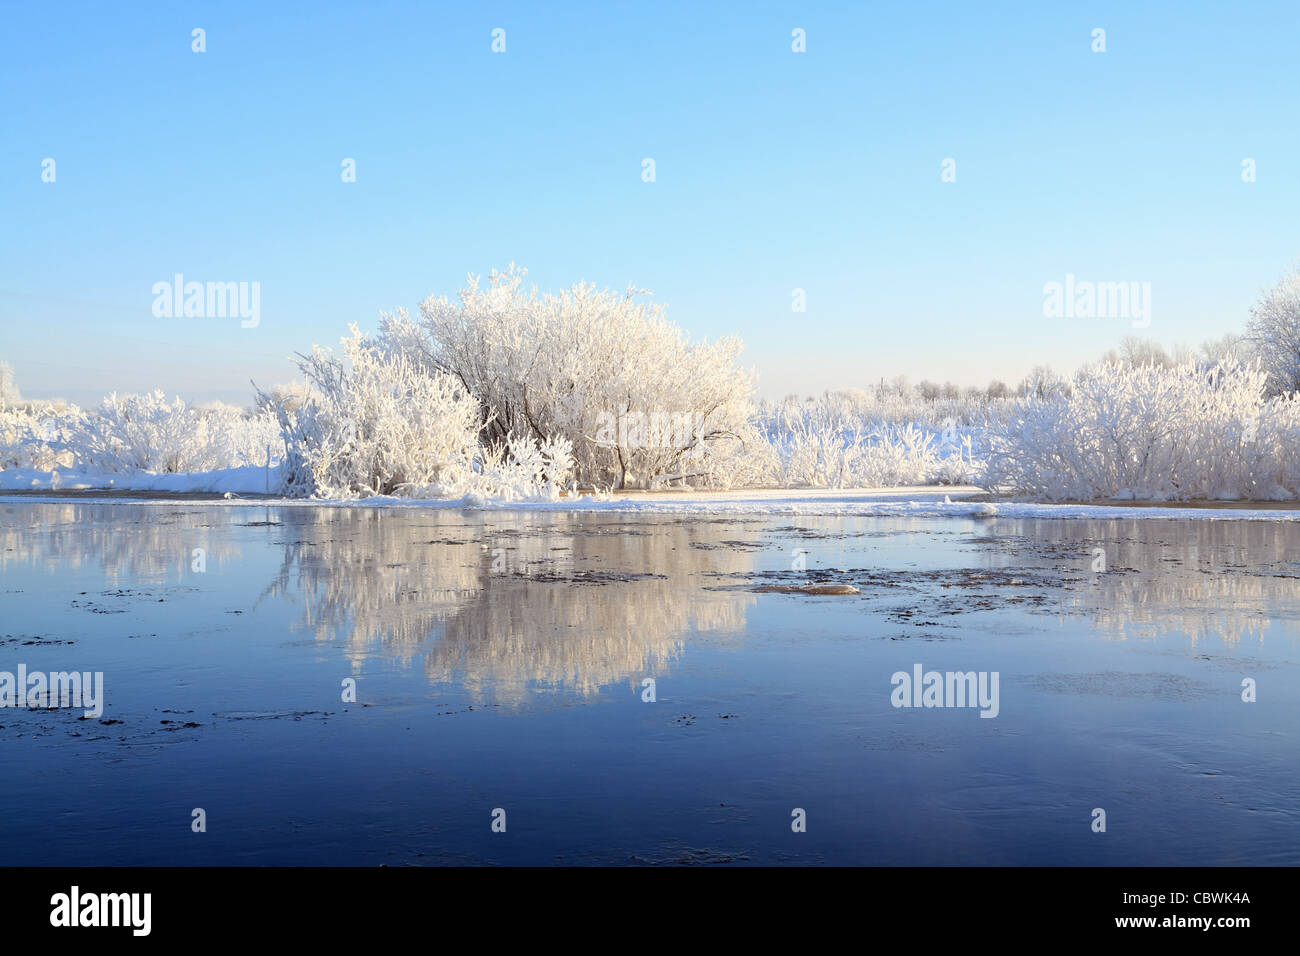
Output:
[
  {"xmin": 1246, "ymin": 260, "xmax": 1300, "ymax": 396},
  {"xmin": 1119, "ymin": 336, "xmax": 1175, "ymax": 369},
  {"xmin": 0, "ymin": 362, "xmax": 19, "ymax": 409},
  {"xmin": 258, "ymin": 322, "xmax": 575, "ymax": 500},
  {"xmin": 258, "ymin": 324, "xmax": 487, "ymax": 498},
  {"xmin": 1199, "ymin": 333, "xmax": 1251, "ymax": 367},
  {"xmin": 1017, "ymin": 365, "xmax": 1063, "ymax": 399},
  {"xmin": 395, "ymin": 265, "xmax": 756, "ymax": 488}
]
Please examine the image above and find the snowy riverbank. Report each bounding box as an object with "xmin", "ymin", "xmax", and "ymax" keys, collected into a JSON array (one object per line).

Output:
[
  {"xmin": 4, "ymin": 476, "xmax": 1300, "ymax": 521},
  {"xmin": 0, "ymin": 464, "xmax": 281, "ymax": 495}
]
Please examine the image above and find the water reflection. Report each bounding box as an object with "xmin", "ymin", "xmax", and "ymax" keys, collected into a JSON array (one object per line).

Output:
[
  {"xmin": 255, "ymin": 510, "xmax": 757, "ymax": 702},
  {"xmin": 4, "ymin": 503, "xmax": 1298, "ymax": 700},
  {"xmin": 0, "ymin": 501, "xmax": 243, "ymax": 581},
  {"xmin": 997, "ymin": 519, "xmax": 1299, "ymax": 647}
]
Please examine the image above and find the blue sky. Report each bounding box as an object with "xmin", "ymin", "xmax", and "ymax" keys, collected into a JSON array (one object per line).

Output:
[{"xmin": 3, "ymin": 1, "xmax": 1298, "ymax": 405}]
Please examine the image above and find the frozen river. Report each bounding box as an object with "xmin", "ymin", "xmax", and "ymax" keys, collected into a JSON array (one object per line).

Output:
[{"xmin": 1, "ymin": 500, "xmax": 1297, "ymax": 865}]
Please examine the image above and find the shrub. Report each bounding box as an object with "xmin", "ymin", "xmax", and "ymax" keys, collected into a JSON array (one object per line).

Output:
[
  {"xmin": 260, "ymin": 324, "xmax": 485, "ymax": 498},
  {"xmin": 68, "ymin": 392, "xmax": 278, "ymax": 474},
  {"xmin": 982, "ymin": 359, "xmax": 1300, "ymax": 501},
  {"xmin": 397, "ymin": 265, "xmax": 755, "ymax": 489}
]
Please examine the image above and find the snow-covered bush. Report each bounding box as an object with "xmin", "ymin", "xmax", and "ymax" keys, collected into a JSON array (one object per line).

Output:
[
  {"xmin": 397, "ymin": 265, "xmax": 756, "ymax": 488},
  {"xmin": 751, "ymin": 392, "xmax": 980, "ymax": 487},
  {"xmin": 72, "ymin": 392, "xmax": 192, "ymax": 472},
  {"xmin": 0, "ymin": 403, "xmax": 79, "ymax": 470},
  {"xmin": 0, "ymin": 366, "xmax": 78, "ymax": 471},
  {"xmin": 983, "ymin": 358, "xmax": 1300, "ymax": 501},
  {"xmin": 1246, "ymin": 260, "xmax": 1300, "ymax": 396},
  {"xmin": 765, "ymin": 386, "xmax": 988, "ymax": 431},
  {"xmin": 67, "ymin": 392, "xmax": 277, "ymax": 474},
  {"xmin": 411, "ymin": 432, "xmax": 576, "ymax": 502},
  {"xmin": 200, "ymin": 402, "xmax": 281, "ymax": 469},
  {"xmin": 0, "ymin": 394, "xmax": 276, "ymax": 476},
  {"xmin": 260, "ymin": 324, "xmax": 486, "ymax": 498}
]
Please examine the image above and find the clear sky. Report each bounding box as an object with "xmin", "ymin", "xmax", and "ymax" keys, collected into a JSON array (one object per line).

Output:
[{"xmin": 3, "ymin": 1, "xmax": 1298, "ymax": 406}]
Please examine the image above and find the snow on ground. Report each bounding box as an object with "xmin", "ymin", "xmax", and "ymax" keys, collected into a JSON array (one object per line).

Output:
[
  {"xmin": 4, "ymin": 473, "xmax": 1300, "ymax": 521},
  {"xmin": 0, "ymin": 464, "xmax": 280, "ymax": 495},
  {"xmin": 334, "ymin": 486, "xmax": 1300, "ymax": 520}
]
